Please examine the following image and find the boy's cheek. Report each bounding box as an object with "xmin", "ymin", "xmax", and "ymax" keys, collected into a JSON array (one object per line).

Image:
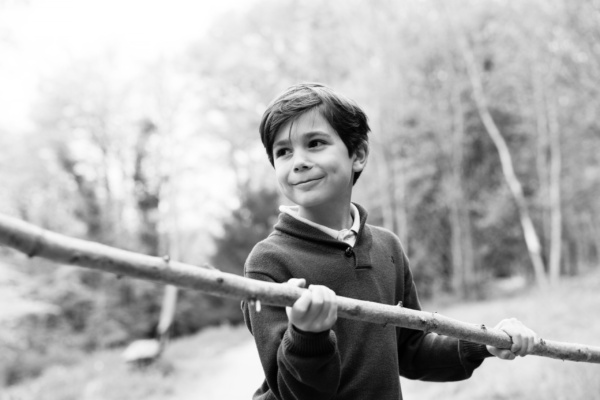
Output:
[
  {"xmin": 274, "ymin": 168, "xmax": 289, "ymax": 186},
  {"xmin": 275, "ymin": 176, "xmax": 291, "ymax": 196}
]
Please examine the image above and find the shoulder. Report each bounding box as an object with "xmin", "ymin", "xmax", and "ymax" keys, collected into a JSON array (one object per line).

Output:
[
  {"xmin": 364, "ymin": 223, "xmax": 410, "ymax": 268},
  {"xmin": 367, "ymin": 224, "xmax": 404, "ymax": 249},
  {"xmin": 246, "ymin": 232, "xmax": 286, "ymax": 265},
  {"xmin": 354, "ymin": 203, "xmax": 405, "ymax": 251},
  {"xmin": 244, "ymin": 232, "xmax": 296, "ymax": 282}
]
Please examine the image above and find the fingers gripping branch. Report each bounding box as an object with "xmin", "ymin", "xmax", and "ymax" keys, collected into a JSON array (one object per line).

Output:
[{"xmin": 285, "ymin": 279, "xmax": 338, "ymax": 333}]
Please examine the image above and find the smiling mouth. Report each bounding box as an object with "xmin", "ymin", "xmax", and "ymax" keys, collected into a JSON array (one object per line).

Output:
[{"xmin": 293, "ymin": 177, "xmax": 323, "ymax": 186}]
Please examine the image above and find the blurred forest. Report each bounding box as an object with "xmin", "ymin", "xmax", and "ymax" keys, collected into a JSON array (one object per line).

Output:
[{"xmin": 1, "ymin": 0, "xmax": 599, "ymax": 388}]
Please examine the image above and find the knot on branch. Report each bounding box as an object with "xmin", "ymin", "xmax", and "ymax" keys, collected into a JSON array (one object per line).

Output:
[
  {"xmin": 27, "ymin": 231, "xmax": 45, "ymax": 258},
  {"xmin": 427, "ymin": 312, "xmax": 439, "ymax": 332},
  {"xmin": 347, "ymin": 305, "xmax": 361, "ymax": 317}
]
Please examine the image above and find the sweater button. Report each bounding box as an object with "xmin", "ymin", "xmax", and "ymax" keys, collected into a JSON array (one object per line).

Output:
[{"xmin": 345, "ymin": 247, "xmax": 353, "ymax": 257}]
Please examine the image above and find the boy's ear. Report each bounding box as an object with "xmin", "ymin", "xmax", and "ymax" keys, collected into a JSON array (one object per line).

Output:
[{"xmin": 352, "ymin": 141, "xmax": 369, "ymax": 173}]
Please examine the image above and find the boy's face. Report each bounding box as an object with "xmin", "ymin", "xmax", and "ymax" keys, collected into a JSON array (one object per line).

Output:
[{"xmin": 272, "ymin": 109, "xmax": 367, "ymax": 212}]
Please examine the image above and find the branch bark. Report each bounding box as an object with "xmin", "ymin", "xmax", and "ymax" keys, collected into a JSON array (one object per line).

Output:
[{"xmin": 1, "ymin": 213, "xmax": 599, "ymax": 363}]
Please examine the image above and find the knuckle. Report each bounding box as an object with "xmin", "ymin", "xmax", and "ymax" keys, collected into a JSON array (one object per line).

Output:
[{"xmin": 294, "ymin": 301, "xmax": 309, "ymax": 314}]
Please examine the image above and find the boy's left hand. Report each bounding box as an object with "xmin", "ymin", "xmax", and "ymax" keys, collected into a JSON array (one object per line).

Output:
[{"xmin": 486, "ymin": 318, "xmax": 537, "ymax": 360}]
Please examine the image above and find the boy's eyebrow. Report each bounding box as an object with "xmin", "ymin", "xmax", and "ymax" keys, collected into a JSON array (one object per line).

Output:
[
  {"xmin": 272, "ymin": 137, "xmax": 290, "ymax": 148},
  {"xmin": 273, "ymin": 130, "xmax": 331, "ymax": 148},
  {"xmin": 304, "ymin": 130, "xmax": 331, "ymax": 137}
]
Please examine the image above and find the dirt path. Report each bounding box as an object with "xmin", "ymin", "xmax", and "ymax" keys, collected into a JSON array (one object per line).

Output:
[
  {"xmin": 166, "ymin": 325, "xmax": 264, "ymax": 400},
  {"xmin": 184, "ymin": 339, "xmax": 263, "ymax": 400}
]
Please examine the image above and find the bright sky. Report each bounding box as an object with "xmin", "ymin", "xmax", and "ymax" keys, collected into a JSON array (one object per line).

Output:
[
  {"xmin": 0, "ymin": 0, "xmax": 263, "ymax": 258},
  {"xmin": 0, "ymin": 0, "xmax": 251, "ymax": 131}
]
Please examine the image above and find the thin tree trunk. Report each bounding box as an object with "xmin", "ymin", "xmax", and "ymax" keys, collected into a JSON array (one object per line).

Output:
[
  {"xmin": 392, "ymin": 148, "xmax": 409, "ymax": 247},
  {"xmin": 372, "ymin": 128, "xmax": 396, "ymax": 232},
  {"xmin": 547, "ymin": 95, "xmax": 563, "ymax": 284},
  {"xmin": 584, "ymin": 213, "xmax": 600, "ymax": 267},
  {"xmin": 532, "ymin": 65, "xmax": 563, "ymax": 285},
  {"xmin": 1, "ymin": 213, "xmax": 600, "ymax": 363},
  {"xmin": 532, "ymin": 67, "xmax": 551, "ymax": 261},
  {"xmin": 442, "ymin": 30, "xmax": 477, "ymax": 298},
  {"xmin": 460, "ymin": 204, "xmax": 477, "ymax": 295},
  {"xmin": 157, "ymin": 224, "xmax": 179, "ymax": 340},
  {"xmin": 456, "ymin": 34, "xmax": 549, "ymax": 287},
  {"xmin": 592, "ymin": 215, "xmax": 600, "ymax": 264},
  {"xmin": 449, "ymin": 185, "xmax": 464, "ymax": 295},
  {"xmin": 449, "ymin": 76, "xmax": 466, "ymax": 296},
  {"xmin": 156, "ymin": 128, "xmax": 180, "ymax": 340}
]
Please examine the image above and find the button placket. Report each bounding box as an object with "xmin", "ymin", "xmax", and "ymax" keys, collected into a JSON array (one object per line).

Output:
[{"xmin": 344, "ymin": 247, "xmax": 354, "ymax": 258}]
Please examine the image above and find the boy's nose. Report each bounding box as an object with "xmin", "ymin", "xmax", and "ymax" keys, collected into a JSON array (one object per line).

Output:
[
  {"xmin": 294, "ymin": 165, "xmax": 310, "ymax": 172},
  {"xmin": 292, "ymin": 155, "xmax": 312, "ymax": 172},
  {"xmin": 293, "ymin": 162, "xmax": 312, "ymax": 172}
]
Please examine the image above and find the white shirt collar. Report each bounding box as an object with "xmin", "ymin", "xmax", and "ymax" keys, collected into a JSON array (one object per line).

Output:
[{"xmin": 279, "ymin": 203, "xmax": 360, "ymax": 246}]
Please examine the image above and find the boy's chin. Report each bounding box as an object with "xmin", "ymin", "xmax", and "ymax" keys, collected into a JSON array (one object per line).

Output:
[
  {"xmin": 291, "ymin": 197, "xmax": 335, "ymax": 210},
  {"xmin": 288, "ymin": 197, "xmax": 320, "ymax": 209},
  {"xmin": 288, "ymin": 190, "xmax": 351, "ymax": 209}
]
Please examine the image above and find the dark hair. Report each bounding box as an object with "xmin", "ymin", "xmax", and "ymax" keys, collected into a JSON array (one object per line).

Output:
[{"xmin": 259, "ymin": 83, "xmax": 370, "ymax": 184}]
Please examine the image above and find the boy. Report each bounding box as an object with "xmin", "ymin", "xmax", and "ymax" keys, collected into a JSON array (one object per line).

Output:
[{"xmin": 242, "ymin": 83, "xmax": 536, "ymax": 400}]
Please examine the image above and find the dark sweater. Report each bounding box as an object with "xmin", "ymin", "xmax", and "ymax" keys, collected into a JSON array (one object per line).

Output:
[{"xmin": 242, "ymin": 203, "xmax": 491, "ymax": 400}]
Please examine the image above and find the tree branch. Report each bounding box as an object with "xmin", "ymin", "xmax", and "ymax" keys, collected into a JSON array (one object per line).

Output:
[{"xmin": 0, "ymin": 213, "xmax": 599, "ymax": 363}]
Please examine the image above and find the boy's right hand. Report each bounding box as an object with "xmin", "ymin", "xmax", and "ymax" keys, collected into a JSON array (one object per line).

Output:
[{"xmin": 286, "ymin": 278, "xmax": 338, "ymax": 333}]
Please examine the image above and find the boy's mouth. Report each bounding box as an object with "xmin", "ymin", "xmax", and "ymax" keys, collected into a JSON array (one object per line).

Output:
[{"xmin": 292, "ymin": 177, "xmax": 323, "ymax": 186}]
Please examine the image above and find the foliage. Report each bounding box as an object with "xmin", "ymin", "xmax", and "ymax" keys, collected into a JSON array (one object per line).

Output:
[
  {"xmin": 210, "ymin": 186, "xmax": 279, "ymax": 276},
  {"xmin": 162, "ymin": 185, "xmax": 282, "ymax": 336}
]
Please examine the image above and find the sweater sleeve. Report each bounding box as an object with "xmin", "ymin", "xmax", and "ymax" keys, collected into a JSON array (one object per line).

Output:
[
  {"xmin": 243, "ymin": 254, "xmax": 341, "ymax": 400},
  {"xmin": 396, "ymin": 253, "xmax": 493, "ymax": 382}
]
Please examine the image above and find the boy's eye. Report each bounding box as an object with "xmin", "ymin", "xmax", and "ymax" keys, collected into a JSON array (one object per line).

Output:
[
  {"xmin": 308, "ymin": 139, "xmax": 326, "ymax": 148},
  {"xmin": 274, "ymin": 148, "xmax": 290, "ymax": 158}
]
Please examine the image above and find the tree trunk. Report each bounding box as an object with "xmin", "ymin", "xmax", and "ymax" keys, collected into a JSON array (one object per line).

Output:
[
  {"xmin": 391, "ymin": 146, "xmax": 409, "ymax": 247},
  {"xmin": 448, "ymin": 74, "xmax": 474, "ymax": 297},
  {"xmin": 372, "ymin": 124, "xmax": 396, "ymax": 232},
  {"xmin": 456, "ymin": 34, "xmax": 549, "ymax": 287},
  {"xmin": 547, "ymin": 95, "xmax": 563, "ymax": 284},
  {"xmin": 156, "ymin": 131, "xmax": 181, "ymax": 340},
  {"xmin": 532, "ymin": 67, "xmax": 551, "ymax": 261},
  {"xmin": 592, "ymin": 215, "xmax": 600, "ymax": 265},
  {"xmin": 584, "ymin": 213, "xmax": 600, "ymax": 267},
  {"xmin": 532, "ymin": 65, "xmax": 563, "ymax": 285},
  {"xmin": 449, "ymin": 181, "xmax": 465, "ymax": 295}
]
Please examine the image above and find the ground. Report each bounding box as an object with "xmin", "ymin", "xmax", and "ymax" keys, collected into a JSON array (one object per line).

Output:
[
  {"xmin": 3, "ymin": 268, "xmax": 600, "ymax": 400},
  {"xmin": 166, "ymin": 325, "xmax": 263, "ymax": 400}
]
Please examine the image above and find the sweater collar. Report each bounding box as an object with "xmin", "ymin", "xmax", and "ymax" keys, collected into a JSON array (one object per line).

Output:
[
  {"xmin": 278, "ymin": 203, "xmax": 360, "ymax": 243},
  {"xmin": 273, "ymin": 203, "xmax": 373, "ymax": 269}
]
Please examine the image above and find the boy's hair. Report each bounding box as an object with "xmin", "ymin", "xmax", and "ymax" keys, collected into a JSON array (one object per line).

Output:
[{"xmin": 259, "ymin": 83, "xmax": 370, "ymax": 184}]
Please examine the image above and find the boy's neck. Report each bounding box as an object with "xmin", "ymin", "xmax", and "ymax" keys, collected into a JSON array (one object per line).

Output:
[{"xmin": 297, "ymin": 201, "xmax": 353, "ymax": 231}]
